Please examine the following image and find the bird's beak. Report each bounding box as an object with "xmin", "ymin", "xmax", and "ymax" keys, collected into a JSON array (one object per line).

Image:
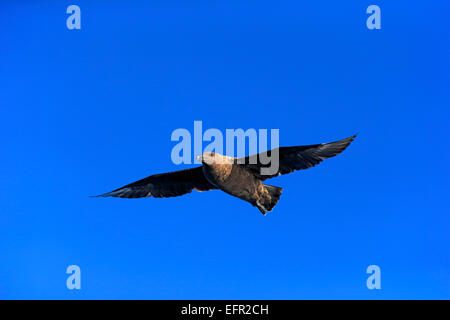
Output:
[{"xmin": 196, "ymin": 155, "xmax": 202, "ymax": 162}]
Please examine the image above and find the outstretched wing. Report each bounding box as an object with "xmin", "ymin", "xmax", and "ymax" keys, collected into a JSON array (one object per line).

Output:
[
  {"xmin": 94, "ymin": 166, "xmax": 216, "ymax": 198},
  {"xmin": 237, "ymin": 135, "xmax": 356, "ymax": 180}
]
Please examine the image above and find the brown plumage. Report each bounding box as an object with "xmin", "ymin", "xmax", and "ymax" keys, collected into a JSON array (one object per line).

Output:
[{"xmin": 94, "ymin": 135, "xmax": 356, "ymax": 215}]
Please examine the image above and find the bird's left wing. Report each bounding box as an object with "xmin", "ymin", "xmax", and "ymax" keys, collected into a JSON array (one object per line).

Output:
[
  {"xmin": 236, "ymin": 135, "xmax": 356, "ymax": 180},
  {"xmin": 94, "ymin": 166, "xmax": 216, "ymax": 198}
]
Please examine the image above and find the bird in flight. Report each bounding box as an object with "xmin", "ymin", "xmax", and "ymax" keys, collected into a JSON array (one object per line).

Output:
[{"xmin": 94, "ymin": 135, "xmax": 356, "ymax": 215}]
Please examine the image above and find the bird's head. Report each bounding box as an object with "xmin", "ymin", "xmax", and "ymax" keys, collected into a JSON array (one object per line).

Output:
[{"xmin": 196, "ymin": 152, "xmax": 232, "ymax": 165}]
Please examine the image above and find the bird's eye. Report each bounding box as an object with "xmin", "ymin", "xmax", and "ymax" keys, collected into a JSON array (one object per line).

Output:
[{"xmin": 210, "ymin": 152, "xmax": 215, "ymax": 156}]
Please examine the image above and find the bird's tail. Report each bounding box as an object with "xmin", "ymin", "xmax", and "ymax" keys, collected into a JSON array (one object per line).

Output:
[{"xmin": 257, "ymin": 184, "xmax": 283, "ymax": 215}]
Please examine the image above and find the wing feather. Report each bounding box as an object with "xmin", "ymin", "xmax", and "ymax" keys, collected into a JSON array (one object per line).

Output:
[
  {"xmin": 94, "ymin": 166, "xmax": 216, "ymax": 198},
  {"xmin": 237, "ymin": 135, "xmax": 356, "ymax": 180}
]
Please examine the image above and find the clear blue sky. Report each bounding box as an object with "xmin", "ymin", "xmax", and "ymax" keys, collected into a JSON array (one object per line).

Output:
[{"xmin": 0, "ymin": 1, "xmax": 449, "ymax": 299}]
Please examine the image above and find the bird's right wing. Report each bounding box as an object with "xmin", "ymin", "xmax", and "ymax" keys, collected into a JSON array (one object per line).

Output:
[{"xmin": 93, "ymin": 166, "xmax": 217, "ymax": 198}]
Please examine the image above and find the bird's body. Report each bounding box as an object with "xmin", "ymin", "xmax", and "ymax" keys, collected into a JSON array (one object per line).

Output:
[
  {"xmin": 201, "ymin": 158, "xmax": 281, "ymax": 214},
  {"xmin": 95, "ymin": 135, "xmax": 356, "ymax": 215}
]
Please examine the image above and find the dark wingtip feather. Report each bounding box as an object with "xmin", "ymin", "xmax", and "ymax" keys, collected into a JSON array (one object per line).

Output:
[
  {"xmin": 342, "ymin": 134, "xmax": 357, "ymax": 147},
  {"xmin": 342, "ymin": 134, "xmax": 357, "ymax": 142},
  {"xmin": 89, "ymin": 189, "xmax": 128, "ymax": 198},
  {"xmin": 331, "ymin": 134, "xmax": 357, "ymax": 147},
  {"xmin": 89, "ymin": 193, "xmax": 112, "ymax": 198},
  {"xmin": 314, "ymin": 134, "xmax": 357, "ymax": 160}
]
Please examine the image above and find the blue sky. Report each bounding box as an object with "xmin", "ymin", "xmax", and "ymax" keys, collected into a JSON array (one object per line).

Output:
[{"xmin": 0, "ymin": 1, "xmax": 449, "ymax": 299}]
